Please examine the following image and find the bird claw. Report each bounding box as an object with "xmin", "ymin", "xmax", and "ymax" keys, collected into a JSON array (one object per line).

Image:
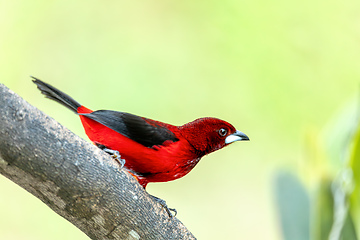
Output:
[
  {"xmin": 105, "ymin": 149, "xmax": 125, "ymax": 169},
  {"xmin": 97, "ymin": 144, "xmax": 125, "ymax": 169},
  {"xmin": 149, "ymin": 194, "xmax": 177, "ymax": 218}
]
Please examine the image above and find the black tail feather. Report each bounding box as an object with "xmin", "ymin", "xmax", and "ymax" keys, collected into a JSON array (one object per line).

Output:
[{"xmin": 31, "ymin": 76, "xmax": 81, "ymax": 113}]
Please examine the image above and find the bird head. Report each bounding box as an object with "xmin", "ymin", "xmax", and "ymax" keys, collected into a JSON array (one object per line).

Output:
[{"xmin": 179, "ymin": 117, "xmax": 249, "ymax": 156}]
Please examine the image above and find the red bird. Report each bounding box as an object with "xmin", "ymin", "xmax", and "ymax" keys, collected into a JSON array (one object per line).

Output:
[{"xmin": 32, "ymin": 77, "xmax": 249, "ymax": 215}]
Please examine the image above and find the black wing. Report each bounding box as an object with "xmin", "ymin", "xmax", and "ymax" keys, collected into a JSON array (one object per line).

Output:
[{"xmin": 81, "ymin": 110, "xmax": 179, "ymax": 148}]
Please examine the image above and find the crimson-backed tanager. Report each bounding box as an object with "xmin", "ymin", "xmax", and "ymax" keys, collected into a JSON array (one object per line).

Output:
[{"xmin": 32, "ymin": 77, "xmax": 249, "ymax": 216}]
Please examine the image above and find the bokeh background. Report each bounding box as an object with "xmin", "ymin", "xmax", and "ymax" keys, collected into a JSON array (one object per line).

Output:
[{"xmin": 0, "ymin": 0, "xmax": 359, "ymax": 239}]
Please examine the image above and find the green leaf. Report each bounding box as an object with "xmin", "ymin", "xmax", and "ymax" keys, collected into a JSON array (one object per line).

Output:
[
  {"xmin": 340, "ymin": 211, "xmax": 358, "ymax": 240},
  {"xmin": 312, "ymin": 179, "xmax": 334, "ymax": 240},
  {"xmin": 274, "ymin": 171, "xmax": 310, "ymax": 240},
  {"xmin": 349, "ymin": 123, "xmax": 360, "ymax": 238}
]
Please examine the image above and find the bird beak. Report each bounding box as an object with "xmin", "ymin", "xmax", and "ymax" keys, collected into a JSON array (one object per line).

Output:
[{"xmin": 225, "ymin": 130, "xmax": 250, "ymax": 144}]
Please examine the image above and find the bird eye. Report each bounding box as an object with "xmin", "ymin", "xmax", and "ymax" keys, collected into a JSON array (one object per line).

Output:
[{"xmin": 218, "ymin": 128, "xmax": 227, "ymax": 137}]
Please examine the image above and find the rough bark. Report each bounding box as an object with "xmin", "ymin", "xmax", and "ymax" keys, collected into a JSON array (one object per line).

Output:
[{"xmin": 0, "ymin": 83, "xmax": 196, "ymax": 240}]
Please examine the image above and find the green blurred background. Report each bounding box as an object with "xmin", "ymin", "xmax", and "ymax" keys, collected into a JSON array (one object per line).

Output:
[{"xmin": 0, "ymin": 0, "xmax": 359, "ymax": 239}]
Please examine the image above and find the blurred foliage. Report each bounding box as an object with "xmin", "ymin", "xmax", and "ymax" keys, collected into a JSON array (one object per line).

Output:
[
  {"xmin": 274, "ymin": 99, "xmax": 360, "ymax": 240},
  {"xmin": 274, "ymin": 172, "xmax": 310, "ymax": 240},
  {"xmin": 350, "ymin": 117, "xmax": 360, "ymax": 234},
  {"xmin": 1, "ymin": 0, "xmax": 360, "ymax": 239},
  {"xmin": 312, "ymin": 179, "xmax": 334, "ymax": 240}
]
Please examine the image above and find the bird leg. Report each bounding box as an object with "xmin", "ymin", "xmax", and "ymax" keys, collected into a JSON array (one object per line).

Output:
[
  {"xmin": 149, "ymin": 194, "xmax": 177, "ymax": 218},
  {"xmin": 96, "ymin": 144, "xmax": 125, "ymax": 169}
]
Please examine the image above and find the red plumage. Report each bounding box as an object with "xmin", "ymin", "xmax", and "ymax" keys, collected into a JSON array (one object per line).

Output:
[{"xmin": 33, "ymin": 77, "xmax": 249, "ymax": 189}]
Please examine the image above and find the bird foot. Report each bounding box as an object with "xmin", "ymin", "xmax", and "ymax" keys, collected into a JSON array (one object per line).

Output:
[
  {"xmin": 149, "ymin": 194, "xmax": 177, "ymax": 218},
  {"xmin": 97, "ymin": 144, "xmax": 125, "ymax": 169}
]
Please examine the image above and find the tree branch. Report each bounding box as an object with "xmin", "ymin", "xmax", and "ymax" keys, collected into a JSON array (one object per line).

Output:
[{"xmin": 0, "ymin": 83, "xmax": 196, "ymax": 240}]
